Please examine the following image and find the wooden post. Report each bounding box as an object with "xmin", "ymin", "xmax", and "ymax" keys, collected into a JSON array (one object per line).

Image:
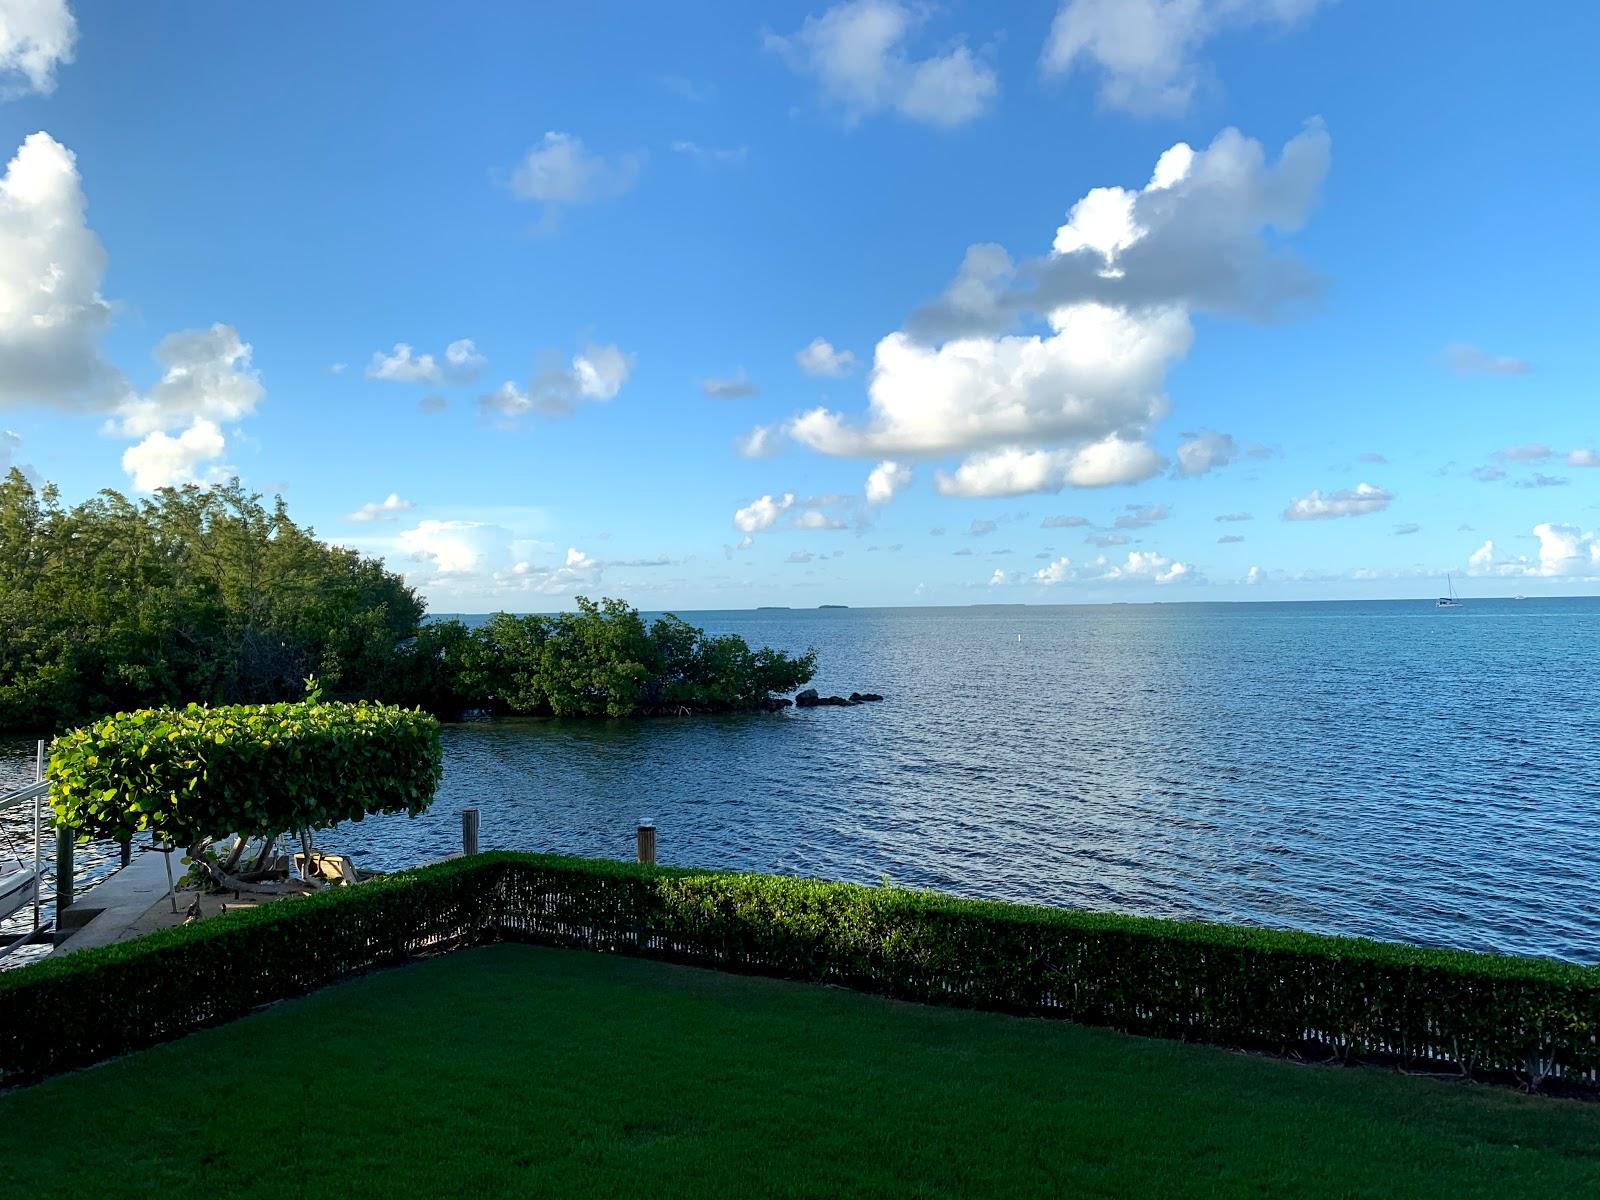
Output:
[
  {"xmin": 636, "ymin": 821, "xmax": 656, "ymax": 866},
  {"xmin": 55, "ymin": 823, "xmax": 74, "ymax": 926},
  {"xmin": 118, "ymin": 837, "xmax": 132, "ymax": 867},
  {"xmin": 461, "ymin": 807, "xmax": 480, "ymax": 856}
]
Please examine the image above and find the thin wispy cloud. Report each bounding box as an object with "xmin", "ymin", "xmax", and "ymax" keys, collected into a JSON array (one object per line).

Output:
[
  {"xmin": 1441, "ymin": 342, "xmax": 1531, "ymax": 376},
  {"xmin": 1283, "ymin": 483, "xmax": 1393, "ymax": 521},
  {"xmin": 702, "ymin": 371, "xmax": 759, "ymax": 399}
]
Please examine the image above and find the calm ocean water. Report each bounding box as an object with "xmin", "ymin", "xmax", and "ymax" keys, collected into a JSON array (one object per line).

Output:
[{"xmin": 5, "ymin": 599, "xmax": 1598, "ymax": 962}]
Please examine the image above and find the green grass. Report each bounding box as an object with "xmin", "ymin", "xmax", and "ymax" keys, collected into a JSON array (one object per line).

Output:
[{"xmin": 3, "ymin": 944, "xmax": 1598, "ymax": 1198}]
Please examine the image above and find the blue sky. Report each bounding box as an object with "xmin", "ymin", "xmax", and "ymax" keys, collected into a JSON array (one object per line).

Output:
[{"xmin": 0, "ymin": 1, "xmax": 1595, "ymax": 609}]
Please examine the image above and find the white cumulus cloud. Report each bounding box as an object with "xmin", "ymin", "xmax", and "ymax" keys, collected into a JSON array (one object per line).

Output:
[
  {"xmin": 1034, "ymin": 548, "xmax": 1194, "ymax": 586},
  {"xmin": 1042, "ymin": 0, "xmax": 1328, "ymax": 115},
  {"xmin": 121, "ymin": 419, "xmax": 228, "ymax": 491},
  {"xmin": 766, "ymin": 0, "xmax": 997, "ymax": 128},
  {"xmin": 444, "ymin": 338, "xmax": 487, "ymax": 379},
  {"xmin": 795, "ymin": 337, "xmax": 858, "ymax": 377},
  {"xmin": 509, "ymin": 132, "xmax": 642, "ymax": 228},
  {"xmin": 0, "ymin": 132, "xmax": 124, "ymax": 411},
  {"xmin": 111, "ymin": 324, "xmax": 263, "ymax": 437},
  {"xmin": 794, "ymin": 509, "xmax": 846, "ymax": 531},
  {"xmin": 1174, "ymin": 428, "xmax": 1238, "ymax": 477},
  {"xmin": 511, "ymin": 132, "xmax": 643, "ymax": 203},
  {"xmin": 733, "ymin": 492, "xmax": 796, "ymax": 534},
  {"xmin": 932, "ymin": 438, "xmax": 1165, "ymax": 496},
  {"xmin": 736, "ymin": 424, "xmax": 781, "ymax": 459},
  {"xmin": 110, "ymin": 324, "xmax": 265, "ymax": 492},
  {"xmin": 349, "ymin": 493, "xmax": 415, "ymax": 523},
  {"xmin": 0, "ymin": 0, "xmax": 76, "ymax": 96},
  {"xmin": 367, "ymin": 338, "xmax": 485, "ymax": 385},
  {"xmin": 368, "ymin": 343, "xmax": 440, "ymax": 384},
  {"xmin": 864, "ymin": 459, "xmax": 911, "ymax": 503},
  {"xmin": 481, "ymin": 343, "xmax": 633, "ymax": 419},
  {"xmin": 1468, "ymin": 524, "xmax": 1600, "ymax": 579},
  {"xmin": 784, "ymin": 124, "xmax": 1328, "ymax": 497},
  {"xmin": 397, "ymin": 520, "xmax": 517, "ymax": 576},
  {"xmin": 1283, "ymin": 482, "xmax": 1392, "ymax": 521}
]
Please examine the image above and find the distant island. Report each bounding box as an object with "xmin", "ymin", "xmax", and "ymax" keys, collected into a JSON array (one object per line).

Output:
[
  {"xmin": 819, "ymin": 604, "xmax": 850, "ymax": 610},
  {"xmin": 756, "ymin": 606, "xmax": 792, "ymax": 611}
]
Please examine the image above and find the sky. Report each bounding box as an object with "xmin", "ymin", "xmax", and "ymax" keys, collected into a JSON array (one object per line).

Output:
[{"xmin": 0, "ymin": 1, "xmax": 1596, "ymax": 610}]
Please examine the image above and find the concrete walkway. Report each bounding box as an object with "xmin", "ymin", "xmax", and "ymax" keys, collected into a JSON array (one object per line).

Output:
[
  {"xmin": 51, "ymin": 847, "xmax": 182, "ymax": 955},
  {"xmin": 51, "ymin": 848, "xmax": 288, "ymax": 955}
]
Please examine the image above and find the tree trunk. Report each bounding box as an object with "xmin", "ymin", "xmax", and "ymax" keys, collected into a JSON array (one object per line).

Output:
[{"xmin": 187, "ymin": 838, "xmax": 315, "ymax": 896}]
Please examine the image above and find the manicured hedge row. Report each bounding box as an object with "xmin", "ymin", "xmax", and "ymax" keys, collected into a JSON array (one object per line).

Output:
[
  {"xmin": 0, "ymin": 856, "xmax": 495, "ymax": 1085},
  {"xmin": 48, "ymin": 699, "xmax": 443, "ymax": 847},
  {"xmin": 4, "ymin": 852, "xmax": 1598, "ymax": 1088},
  {"xmin": 493, "ymin": 856, "xmax": 1600, "ymax": 1087}
]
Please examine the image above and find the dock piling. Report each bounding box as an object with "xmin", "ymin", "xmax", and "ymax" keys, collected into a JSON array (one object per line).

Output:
[
  {"xmin": 636, "ymin": 821, "xmax": 656, "ymax": 866},
  {"xmin": 461, "ymin": 807, "xmax": 479, "ymax": 856},
  {"xmin": 55, "ymin": 823, "xmax": 74, "ymax": 927}
]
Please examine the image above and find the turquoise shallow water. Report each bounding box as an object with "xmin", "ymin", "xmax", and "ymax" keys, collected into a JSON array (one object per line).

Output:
[{"xmin": 6, "ymin": 598, "xmax": 1599, "ymax": 962}]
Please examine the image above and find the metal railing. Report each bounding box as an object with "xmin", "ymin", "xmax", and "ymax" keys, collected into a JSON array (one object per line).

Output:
[{"xmin": 0, "ymin": 741, "xmax": 48, "ymax": 941}]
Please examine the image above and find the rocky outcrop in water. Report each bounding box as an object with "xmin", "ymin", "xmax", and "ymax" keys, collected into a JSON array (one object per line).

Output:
[{"xmin": 793, "ymin": 688, "xmax": 883, "ymax": 708}]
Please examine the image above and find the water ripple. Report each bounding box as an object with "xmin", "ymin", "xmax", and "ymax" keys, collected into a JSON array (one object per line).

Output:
[{"xmin": 5, "ymin": 598, "xmax": 1598, "ymax": 963}]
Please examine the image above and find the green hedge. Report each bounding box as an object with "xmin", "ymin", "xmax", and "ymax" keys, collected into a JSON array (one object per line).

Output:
[
  {"xmin": 4, "ymin": 853, "xmax": 1597, "ymax": 1089},
  {"xmin": 47, "ymin": 699, "xmax": 443, "ymax": 846},
  {"xmin": 0, "ymin": 856, "xmax": 496, "ymax": 1084}
]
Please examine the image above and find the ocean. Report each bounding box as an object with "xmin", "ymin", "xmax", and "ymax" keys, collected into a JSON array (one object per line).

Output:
[{"xmin": 4, "ymin": 598, "xmax": 1598, "ymax": 962}]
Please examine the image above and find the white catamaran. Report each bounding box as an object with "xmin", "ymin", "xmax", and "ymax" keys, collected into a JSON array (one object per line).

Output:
[{"xmin": 1436, "ymin": 574, "xmax": 1465, "ymax": 609}]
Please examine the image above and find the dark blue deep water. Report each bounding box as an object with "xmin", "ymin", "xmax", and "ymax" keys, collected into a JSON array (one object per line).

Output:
[{"xmin": 6, "ymin": 599, "xmax": 1599, "ymax": 962}]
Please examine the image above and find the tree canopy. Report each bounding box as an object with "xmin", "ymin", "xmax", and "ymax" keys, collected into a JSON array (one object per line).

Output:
[
  {"xmin": 412, "ymin": 600, "xmax": 817, "ymax": 719},
  {"xmin": 0, "ymin": 469, "xmax": 423, "ymax": 732},
  {"xmin": 0, "ymin": 471, "xmax": 815, "ymax": 733}
]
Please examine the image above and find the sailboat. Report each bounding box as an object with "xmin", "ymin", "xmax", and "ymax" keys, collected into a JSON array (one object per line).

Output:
[{"xmin": 1436, "ymin": 574, "xmax": 1465, "ymax": 609}]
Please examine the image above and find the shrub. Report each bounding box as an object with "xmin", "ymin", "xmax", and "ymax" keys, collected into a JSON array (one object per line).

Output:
[
  {"xmin": 5, "ymin": 853, "xmax": 1598, "ymax": 1090},
  {"xmin": 47, "ymin": 697, "xmax": 443, "ymax": 848}
]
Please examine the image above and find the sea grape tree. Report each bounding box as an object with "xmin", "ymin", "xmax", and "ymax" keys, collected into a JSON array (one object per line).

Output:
[{"xmin": 48, "ymin": 691, "xmax": 442, "ymax": 891}]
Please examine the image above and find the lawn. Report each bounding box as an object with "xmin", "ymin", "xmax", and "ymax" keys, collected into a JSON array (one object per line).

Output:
[{"xmin": 3, "ymin": 944, "xmax": 1598, "ymax": 1198}]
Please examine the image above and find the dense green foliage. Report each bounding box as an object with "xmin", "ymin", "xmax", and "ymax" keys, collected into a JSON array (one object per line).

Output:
[
  {"xmin": 0, "ymin": 470, "xmax": 424, "ymax": 731},
  {"xmin": 0, "ymin": 472, "xmax": 815, "ymax": 731},
  {"xmin": 409, "ymin": 598, "xmax": 816, "ymax": 718},
  {"xmin": 5, "ymin": 853, "xmax": 1596, "ymax": 1090},
  {"xmin": 46, "ymin": 697, "xmax": 443, "ymax": 847},
  {"xmin": 8, "ymin": 945, "xmax": 1600, "ymax": 1200}
]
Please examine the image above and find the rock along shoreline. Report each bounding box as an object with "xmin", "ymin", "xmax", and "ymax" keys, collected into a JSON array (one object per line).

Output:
[{"xmin": 763, "ymin": 688, "xmax": 885, "ymax": 711}]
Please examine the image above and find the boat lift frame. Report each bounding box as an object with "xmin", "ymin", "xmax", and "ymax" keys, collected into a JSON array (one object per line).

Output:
[{"xmin": 0, "ymin": 741, "xmax": 56, "ymax": 958}]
